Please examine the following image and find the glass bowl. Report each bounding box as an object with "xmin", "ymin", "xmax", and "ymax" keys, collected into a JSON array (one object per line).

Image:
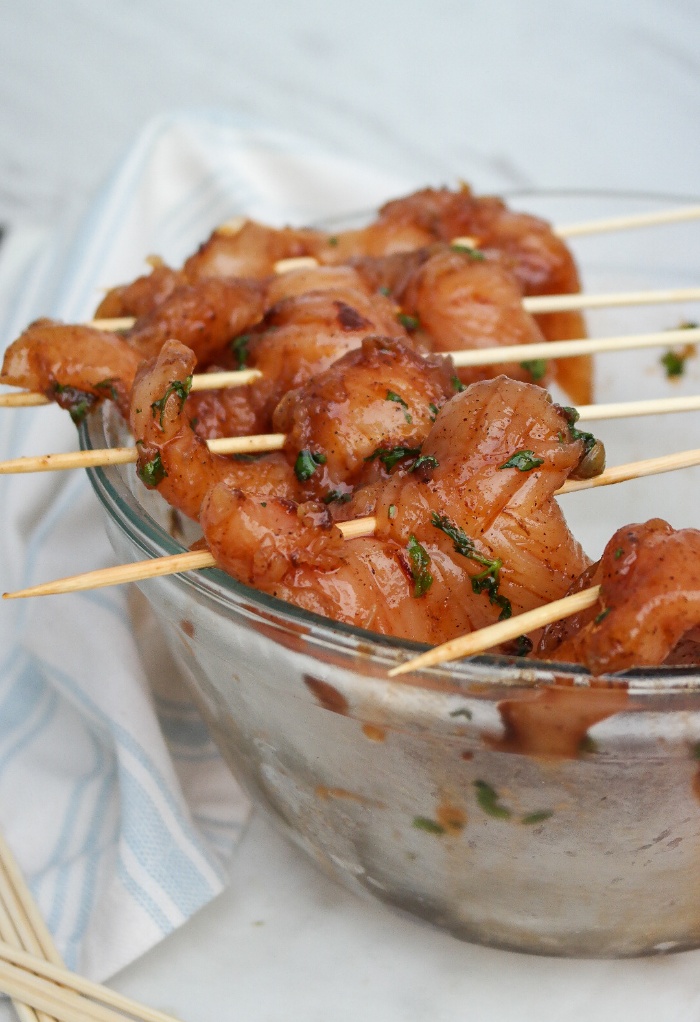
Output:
[{"xmin": 81, "ymin": 191, "xmax": 700, "ymax": 957}]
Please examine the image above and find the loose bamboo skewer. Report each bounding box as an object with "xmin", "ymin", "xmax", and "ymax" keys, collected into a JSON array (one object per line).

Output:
[
  {"xmin": 5, "ymin": 446, "xmax": 699, "ymax": 601},
  {"xmin": 0, "ymin": 831, "xmax": 63, "ymax": 1022},
  {"xmin": 0, "ymin": 942, "xmax": 184, "ymax": 1022},
  {"xmin": 387, "ymin": 586, "xmax": 602, "ymax": 677},
  {"xmin": 1, "ymin": 391, "xmax": 698, "ymax": 476}
]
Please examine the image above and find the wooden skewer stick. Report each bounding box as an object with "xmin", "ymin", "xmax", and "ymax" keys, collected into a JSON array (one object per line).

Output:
[
  {"xmin": 0, "ymin": 941, "xmax": 184, "ymax": 1022},
  {"xmin": 0, "ymin": 433, "xmax": 287, "ymax": 474},
  {"xmin": 0, "ymin": 830, "xmax": 64, "ymax": 1022},
  {"xmin": 5, "ymin": 446, "xmax": 700, "ymax": 601},
  {"xmin": 451, "ymin": 326, "xmax": 700, "ymax": 367},
  {"xmin": 387, "ymin": 587, "xmax": 601, "ymax": 677},
  {"xmin": 554, "ymin": 203, "xmax": 700, "ymax": 239},
  {"xmin": 0, "ymin": 368, "xmax": 262, "ymax": 408},
  {"xmin": 1, "ymin": 388, "xmax": 699, "ymax": 476},
  {"xmin": 83, "ymin": 282, "xmax": 700, "ymax": 334}
]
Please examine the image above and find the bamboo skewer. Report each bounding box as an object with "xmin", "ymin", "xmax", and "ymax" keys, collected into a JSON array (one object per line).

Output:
[
  {"xmin": 0, "ymin": 942, "xmax": 184, "ymax": 1022},
  {"xmin": 387, "ymin": 587, "xmax": 602, "ymax": 677},
  {"xmin": 5, "ymin": 446, "xmax": 700, "ymax": 601},
  {"xmin": 2, "ymin": 316, "xmax": 698, "ymax": 411},
  {"xmin": 450, "ymin": 326, "xmax": 700, "ymax": 367},
  {"xmin": 553, "ymin": 203, "xmax": 700, "ymax": 239},
  {"xmin": 0, "ymin": 831, "xmax": 62, "ymax": 1022},
  {"xmin": 0, "ymin": 391, "xmax": 698, "ymax": 476},
  {"xmin": 0, "ymin": 368, "xmax": 262, "ymax": 409}
]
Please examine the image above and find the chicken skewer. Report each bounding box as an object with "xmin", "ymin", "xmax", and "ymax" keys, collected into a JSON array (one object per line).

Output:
[
  {"xmin": 0, "ymin": 390, "xmax": 697, "ymax": 476},
  {"xmin": 4, "ymin": 445, "xmax": 699, "ymax": 600}
]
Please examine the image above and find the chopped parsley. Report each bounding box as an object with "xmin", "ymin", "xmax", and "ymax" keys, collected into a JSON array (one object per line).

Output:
[
  {"xmin": 323, "ymin": 490, "xmax": 351, "ymax": 505},
  {"xmin": 412, "ymin": 816, "xmax": 445, "ymax": 835},
  {"xmin": 294, "ymin": 449, "xmax": 327, "ymax": 481},
  {"xmin": 594, "ymin": 607, "xmax": 611, "ymax": 625},
  {"xmin": 94, "ymin": 378, "xmax": 119, "ymax": 401},
  {"xmin": 365, "ymin": 445, "xmax": 421, "ymax": 472},
  {"xmin": 559, "ymin": 405, "xmax": 598, "ymax": 454},
  {"xmin": 660, "ymin": 349, "xmax": 687, "ymax": 378},
  {"xmin": 449, "ymin": 707, "xmax": 473, "ymax": 720},
  {"xmin": 378, "ymin": 285, "xmax": 391, "ymax": 297},
  {"xmin": 474, "ymin": 780, "xmax": 512, "ymax": 820},
  {"xmin": 431, "ymin": 513, "xmax": 511, "ymax": 620},
  {"xmin": 411, "ymin": 454, "xmax": 439, "ymax": 473},
  {"xmin": 511, "ymin": 634, "xmax": 533, "ymax": 657},
  {"xmin": 151, "ymin": 376, "xmax": 193, "ymax": 427},
  {"xmin": 451, "ymin": 243, "xmax": 486, "ymax": 260},
  {"xmin": 520, "ymin": 358, "xmax": 548, "ymax": 382},
  {"xmin": 499, "ymin": 449, "xmax": 545, "ymax": 472},
  {"xmin": 230, "ymin": 334, "xmax": 250, "ymax": 369},
  {"xmin": 327, "ymin": 235, "xmax": 339, "ymax": 247},
  {"xmin": 521, "ymin": 810, "xmax": 553, "ymax": 826},
  {"xmin": 614, "ymin": 547, "xmax": 624, "ymax": 559},
  {"xmin": 451, "ymin": 375, "xmax": 466, "ymax": 393},
  {"xmin": 388, "ymin": 504, "xmax": 397, "ymax": 519},
  {"xmin": 137, "ymin": 451, "xmax": 167, "ymax": 487},
  {"xmin": 52, "ymin": 384, "xmax": 97, "ymax": 426},
  {"xmin": 406, "ymin": 535, "xmax": 433, "ymax": 597},
  {"xmin": 397, "ymin": 312, "xmax": 420, "ymax": 331},
  {"xmin": 386, "ymin": 389, "xmax": 412, "ymax": 423},
  {"xmin": 428, "ymin": 402, "xmax": 439, "ymax": 422}
]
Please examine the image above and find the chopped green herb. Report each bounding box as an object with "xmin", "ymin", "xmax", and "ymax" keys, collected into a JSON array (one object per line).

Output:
[
  {"xmin": 451, "ymin": 375, "xmax": 466, "ymax": 393},
  {"xmin": 137, "ymin": 451, "xmax": 167, "ymax": 487},
  {"xmin": 95, "ymin": 378, "xmax": 119, "ymax": 401},
  {"xmin": 559, "ymin": 406, "xmax": 598, "ymax": 454},
  {"xmin": 294, "ymin": 449, "xmax": 327, "ymax": 481},
  {"xmin": 451, "ymin": 243, "xmax": 486, "ymax": 261},
  {"xmin": 323, "ymin": 490, "xmax": 352, "ymax": 505},
  {"xmin": 411, "ymin": 454, "xmax": 439, "ymax": 473},
  {"xmin": 511, "ymin": 635, "xmax": 533, "ymax": 657},
  {"xmin": 406, "ymin": 535, "xmax": 433, "ymax": 597},
  {"xmin": 660, "ymin": 349, "xmax": 687, "ymax": 378},
  {"xmin": 594, "ymin": 607, "xmax": 611, "ymax": 625},
  {"xmin": 327, "ymin": 235, "xmax": 339, "ymax": 246},
  {"xmin": 412, "ymin": 816, "xmax": 445, "ymax": 835},
  {"xmin": 52, "ymin": 384, "xmax": 97, "ymax": 426},
  {"xmin": 520, "ymin": 358, "xmax": 548, "ymax": 382},
  {"xmin": 449, "ymin": 708, "xmax": 473, "ymax": 720},
  {"xmin": 260, "ymin": 501, "xmax": 267, "ymax": 507},
  {"xmin": 521, "ymin": 810, "xmax": 553, "ymax": 826},
  {"xmin": 386, "ymin": 390, "xmax": 412, "ymax": 423},
  {"xmin": 230, "ymin": 334, "xmax": 250, "ymax": 369},
  {"xmin": 614, "ymin": 547, "xmax": 624, "ymax": 559},
  {"xmin": 234, "ymin": 452, "xmax": 265, "ymax": 463},
  {"xmin": 499, "ymin": 449, "xmax": 545, "ymax": 472},
  {"xmin": 397, "ymin": 312, "xmax": 420, "ymax": 331},
  {"xmin": 431, "ymin": 513, "xmax": 511, "ymax": 620},
  {"xmin": 474, "ymin": 780, "xmax": 512, "ymax": 820},
  {"xmin": 365, "ymin": 445, "xmax": 421, "ymax": 472},
  {"xmin": 151, "ymin": 376, "xmax": 193, "ymax": 427},
  {"xmin": 378, "ymin": 285, "xmax": 391, "ymax": 297},
  {"xmin": 189, "ymin": 417, "xmax": 199, "ymax": 429},
  {"xmin": 388, "ymin": 504, "xmax": 397, "ymax": 519},
  {"xmin": 428, "ymin": 402, "xmax": 439, "ymax": 422}
]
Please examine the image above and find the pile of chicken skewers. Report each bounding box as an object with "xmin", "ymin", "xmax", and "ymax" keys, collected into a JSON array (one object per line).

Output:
[{"xmin": 2, "ymin": 185, "xmax": 698, "ymax": 674}]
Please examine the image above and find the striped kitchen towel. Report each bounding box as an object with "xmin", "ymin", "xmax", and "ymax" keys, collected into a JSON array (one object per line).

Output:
[{"xmin": 0, "ymin": 110, "xmax": 412, "ymax": 981}]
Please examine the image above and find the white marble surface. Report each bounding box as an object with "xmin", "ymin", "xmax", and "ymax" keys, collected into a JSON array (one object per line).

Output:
[{"xmin": 2, "ymin": 2, "xmax": 700, "ymax": 1020}]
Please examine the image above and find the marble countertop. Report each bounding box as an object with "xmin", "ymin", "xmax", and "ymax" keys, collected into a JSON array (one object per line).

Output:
[{"xmin": 2, "ymin": 2, "xmax": 700, "ymax": 1019}]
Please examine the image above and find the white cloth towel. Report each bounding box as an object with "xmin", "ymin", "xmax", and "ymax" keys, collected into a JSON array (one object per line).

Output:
[{"xmin": 0, "ymin": 110, "xmax": 414, "ymax": 981}]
